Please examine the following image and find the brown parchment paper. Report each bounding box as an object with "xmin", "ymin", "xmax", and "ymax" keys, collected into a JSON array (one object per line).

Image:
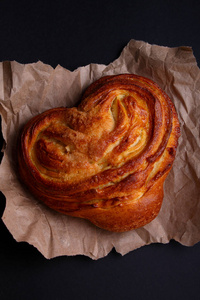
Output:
[{"xmin": 0, "ymin": 39, "xmax": 200, "ymax": 260}]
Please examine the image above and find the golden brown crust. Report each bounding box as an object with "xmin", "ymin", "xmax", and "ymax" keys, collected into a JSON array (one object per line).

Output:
[{"xmin": 17, "ymin": 74, "xmax": 180, "ymax": 232}]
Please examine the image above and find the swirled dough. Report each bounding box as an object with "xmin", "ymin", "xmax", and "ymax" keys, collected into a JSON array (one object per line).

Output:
[{"xmin": 18, "ymin": 74, "xmax": 180, "ymax": 232}]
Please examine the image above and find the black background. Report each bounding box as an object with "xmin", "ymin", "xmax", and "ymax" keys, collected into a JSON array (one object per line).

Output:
[{"xmin": 0, "ymin": 1, "xmax": 200, "ymax": 299}]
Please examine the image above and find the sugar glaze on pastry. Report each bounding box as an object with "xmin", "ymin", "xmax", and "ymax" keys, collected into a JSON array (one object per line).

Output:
[{"xmin": 18, "ymin": 74, "xmax": 180, "ymax": 232}]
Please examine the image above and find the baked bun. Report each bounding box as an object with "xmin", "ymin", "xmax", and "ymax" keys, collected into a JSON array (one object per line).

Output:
[{"xmin": 18, "ymin": 74, "xmax": 180, "ymax": 232}]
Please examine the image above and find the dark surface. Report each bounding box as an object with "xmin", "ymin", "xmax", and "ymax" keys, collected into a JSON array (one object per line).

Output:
[{"xmin": 0, "ymin": 1, "xmax": 200, "ymax": 299}]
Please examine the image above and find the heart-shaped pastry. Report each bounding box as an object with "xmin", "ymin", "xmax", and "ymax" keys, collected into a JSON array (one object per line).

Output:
[{"xmin": 18, "ymin": 74, "xmax": 180, "ymax": 232}]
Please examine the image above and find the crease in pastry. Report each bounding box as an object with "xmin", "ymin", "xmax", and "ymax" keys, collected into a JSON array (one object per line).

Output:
[{"xmin": 18, "ymin": 74, "xmax": 180, "ymax": 232}]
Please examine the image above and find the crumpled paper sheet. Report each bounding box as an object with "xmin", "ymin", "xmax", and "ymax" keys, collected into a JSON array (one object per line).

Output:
[{"xmin": 0, "ymin": 39, "xmax": 200, "ymax": 260}]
